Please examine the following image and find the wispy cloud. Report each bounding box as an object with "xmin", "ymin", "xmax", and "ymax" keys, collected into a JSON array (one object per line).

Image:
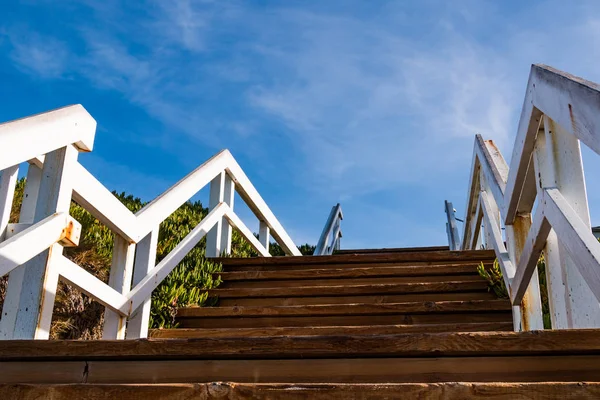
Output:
[{"xmin": 8, "ymin": 32, "xmax": 69, "ymax": 79}]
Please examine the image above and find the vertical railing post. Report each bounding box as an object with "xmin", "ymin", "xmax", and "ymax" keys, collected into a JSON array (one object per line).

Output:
[
  {"xmin": 259, "ymin": 220, "xmax": 270, "ymax": 253},
  {"xmin": 0, "ymin": 165, "xmax": 19, "ymax": 242},
  {"xmin": 4, "ymin": 146, "xmax": 78, "ymax": 339},
  {"xmin": 0, "ymin": 164, "xmax": 42, "ymax": 339},
  {"xmin": 479, "ymin": 174, "xmax": 500, "ymax": 250},
  {"xmin": 206, "ymin": 171, "xmax": 234, "ymax": 257},
  {"xmin": 533, "ymin": 116, "xmax": 600, "ymax": 328},
  {"xmin": 103, "ymin": 235, "xmax": 136, "ymax": 339},
  {"xmin": 444, "ymin": 200, "xmax": 461, "ymax": 250},
  {"xmin": 127, "ymin": 227, "xmax": 159, "ymax": 339}
]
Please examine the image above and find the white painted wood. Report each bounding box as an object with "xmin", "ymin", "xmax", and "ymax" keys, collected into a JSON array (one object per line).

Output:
[
  {"xmin": 479, "ymin": 173, "xmax": 500, "ymax": 250},
  {"xmin": 127, "ymin": 228, "xmax": 159, "ymax": 339},
  {"xmin": 11, "ymin": 145, "xmax": 78, "ymax": 339},
  {"xmin": 0, "ymin": 163, "xmax": 42, "ymax": 339},
  {"xmin": 330, "ymin": 220, "xmax": 342, "ymax": 254},
  {"xmin": 102, "ymin": 234, "xmax": 136, "ymax": 340},
  {"xmin": 223, "ymin": 206, "xmax": 270, "ymax": 257},
  {"xmin": 135, "ymin": 151, "xmax": 228, "ymax": 239},
  {"xmin": 462, "ymin": 148, "xmax": 481, "ymax": 250},
  {"xmin": 444, "ymin": 200, "xmax": 460, "ymax": 250},
  {"xmin": 314, "ymin": 204, "xmax": 342, "ymax": 256},
  {"xmin": 510, "ymin": 206, "xmax": 551, "ymax": 304},
  {"xmin": 543, "ymin": 116, "xmax": 599, "ymax": 328},
  {"xmin": 0, "ymin": 105, "xmax": 96, "ymax": 171},
  {"xmin": 259, "ymin": 220, "xmax": 270, "ymax": 253},
  {"xmin": 206, "ymin": 172, "xmax": 225, "ymax": 258},
  {"xmin": 0, "ymin": 165, "xmax": 19, "ymax": 242},
  {"xmin": 220, "ymin": 173, "xmax": 234, "ymax": 255},
  {"xmin": 57, "ymin": 255, "xmax": 129, "ymax": 316},
  {"xmin": 475, "ymin": 136, "xmax": 506, "ymax": 208},
  {"xmin": 480, "ymin": 191, "xmax": 515, "ymax": 285},
  {"xmin": 532, "ymin": 126, "xmax": 569, "ymax": 328},
  {"xmin": 34, "ymin": 243, "xmax": 62, "ymax": 339},
  {"xmin": 225, "ymin": 152, "xmax": 301, "ymax": 256},
  {"xmin": 544, "ymin": 188, "xmax": 600, "ymax": 304},
  {"xmin": 4, "ymin": 223, "xmax": 30, "ymax": 239},
  {"xmin": 126, "ymin": 203, "xmax": 226, "ymax": 313},
  {"xmin": 0, "ymin": 213, "xmax": 75, "ymax": 277},
  {"xmin": 71, "ymin": 162, "xmax": 138, "ymax": 242}
]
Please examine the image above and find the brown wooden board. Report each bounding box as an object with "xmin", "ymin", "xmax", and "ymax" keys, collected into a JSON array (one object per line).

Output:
[
  {"xmin": 208, "ymin": 281, "xmax": 489, "ymax": 298},
  {"xmin": 2, "ymin": 355, "xmax": 600, "ymax": 384},
  {"xmin": 335, "ymin": 246, "xmax": 450, "ymax": 254},
  {"xmin": 217, "ymin": 264, "xmax": 480, "ymax": 281},
  {"xmin": 3, "ymin": 382, "xmax": 600, "ymax": 400},
  {"xmin": 177, "ymin": 311, "xmax": 513, "ymax": 328},
  {"xmin": 149, "ymin": 322, "xmax": 515, "ymax": 339},
  {"xmin": 217, "ymin": 291, "xmax": 497, "ymax": 307},
  {"xmin": 5, "ymin": 330, "xmax": 600, "ymax": 361},
  {"xmin": 213, "ymin": 250, "xmax": 496, "ymax": 267}
]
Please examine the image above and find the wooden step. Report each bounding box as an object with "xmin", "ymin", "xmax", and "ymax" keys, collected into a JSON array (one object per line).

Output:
[
  {"xmin": 149, "ymin": 322, "xmax": 514, "ymax": 338},
  {"xmin": 214, "ymin": 250, "xmax": 496, "ymax": 270},
  {"xmin": 335, "ymin": 245, "xmax": 450, "ymax": 254},
  {"xmin": 218, "ymin": 291, "xmax": 497, "ymax": 306},
  {"xmin": 209, "ymin": 281, "xmax": 489, "ymax": 298},
  {"xmin": 218, "ymin": 264, "xmax": 481, "ymax": 281},
  {"xmin": 3, "ymin": 382, "xmax": 598, "ymax": 399},
  {"xmin": 2, "ymin": 330, "xmax": 600, "ymax": 384},
  {"xmin": 176, "ymin": 300, "xmax": 512, "ymax": 328},
  {"xmin": 219, "ymin": 274, "xmax": 483, "ymax": 288}
]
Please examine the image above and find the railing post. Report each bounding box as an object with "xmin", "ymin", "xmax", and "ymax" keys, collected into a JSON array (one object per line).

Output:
[
  {"xmin": 127, "ymin": 227, "xmax": 159, "ymax": 339},
  {"xmin": 103, "ymin": 235, "xmax": 136, "ymax": 339},
  {"xmin": 206, "ymin": 172, "xmax": 234, "ymax": 257},
  {"xmin": 3, "ymin": 146, "xmax": 78, "ymax": 339},
  {"xmin": 0, "ymin": 164, "xmax": 42, "ymax": 339},
  {"xmin": 444, "ymin": 200, "xmax": 460, "ymax": 250},
  {"xmin": 533, "ymin": 116, "xmax": 600, "ymax": 328},
  {"xmin": 0, "ymin": 165, "xmax": 19, "ymax": 242},
  {"xmin": 259, "ymin": 220, "xmax": 270, "ymax": 254},
  {"xmin": 505, "ymin": 217, "xmax": 544, "ymax": 331},
  {"xmin": 479, "ymin": 174, "xmax": 500, "ymax": 250}
]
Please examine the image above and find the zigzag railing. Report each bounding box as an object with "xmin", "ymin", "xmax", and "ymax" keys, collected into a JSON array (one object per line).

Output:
[
  {"xmin": 313, "ymin": 203, "xmax": 343, "ymax": 255},
  {"xmin": 0, "ymin": 105, "xmax": 300, "ymax": 340},
  {"xmin": 463, "ymin": 64, "xmax": 600, "ymax": 331}
]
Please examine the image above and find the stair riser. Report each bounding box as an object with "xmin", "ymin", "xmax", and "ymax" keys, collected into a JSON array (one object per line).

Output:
[
  {"xmin": 177, "ymin": 312, "xmax": 513, "ymax": 329},
  {"xmin": 219, "ymin": 275, "xmax": 483, "ymax": 288},
  {"xmin": 2, "ymin": 355, "xmax": 598, "ymax": 384},
  {"xmin": 217, "ymin": 292, "xmax": 497, "ymax": 307},
  {"xmin": 224, "ymin": 261, "xmax": 493, "ymax": 272},
  {"xmin": 149, "ymin": 322, "xmax": 515, "ymax": 338}
]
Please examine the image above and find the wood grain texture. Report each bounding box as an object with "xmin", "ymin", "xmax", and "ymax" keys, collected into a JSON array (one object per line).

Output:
[
  {"xmin": 3, "ymin": 382, "xmax": 600, "ymax": 400},
  {"xmin": 335, "ymin": 246, "xmax": 450, "ymax": 254},
  {"xmin": 149, "ymin": 322, "xmax": 515, "ymax": 339},
  {"xmin": 217, "ymin": 291, "xmax": 497, "ymax": 306},
  {"xmin": 215, "ymin": 250, "xmax": 496, "ymax": 267},
  {"xmin": 218, "ymin": 264, "xmax": 480, "ymax": 281},
  {"xmin": 208, "ymin": 281, "xmax": 489, "ymax": 298}
]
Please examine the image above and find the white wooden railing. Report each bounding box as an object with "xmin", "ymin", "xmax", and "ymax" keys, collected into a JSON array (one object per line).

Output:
[
  {"xmin": 313, "ymin": 203, "xmax": 343, "ymax": 255},
  {"xmin": 463, "ymin": 64, "xmax": 600, "ymax": 331},
  {"xmin": 444, "ymin": 200, "xmax": 461, "ymax": 251},
  {"xmin": 0, "ymin": 105, "xmax": 300, "ymax": 340}
]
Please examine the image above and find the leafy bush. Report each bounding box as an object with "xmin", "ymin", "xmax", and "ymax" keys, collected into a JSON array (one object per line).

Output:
[
  {"xmin": 1, "ymin": 177, "xmax": 312, "ymax": 337},
  {"xmin": 478, "ymin": 257, "xmax": 551, "ymax": 329}
]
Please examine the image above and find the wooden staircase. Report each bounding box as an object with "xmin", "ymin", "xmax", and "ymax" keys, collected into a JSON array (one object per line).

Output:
[{"xmin": 2, "ymin": 248, "xmax": 600, "ymax": 399}]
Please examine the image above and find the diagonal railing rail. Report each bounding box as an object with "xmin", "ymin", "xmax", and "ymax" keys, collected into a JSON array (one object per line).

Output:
[
  {"xmin": 462, "ymin": 64, "xmax": 600, "ymax": 331},
  {"xmin": 0, "ymin": 105, "xmax": 300, "ymax": 340},
  {"xmin": 313, "ymin": 203, "xmax": 343, "ymax": 255}
]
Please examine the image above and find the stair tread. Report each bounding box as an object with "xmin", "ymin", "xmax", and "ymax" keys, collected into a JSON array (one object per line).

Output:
[
  {"xmin": 218, "ymin": 264, "xmax": 480, "ymax": 281},
  {"xmin": 3, "ymin": 330, "xmax": 600, "ymax": 360},
  {"xmin": 149, "ymin": 322, "xmax": 515, "ymax": 338},
  {"xmin": 209, "ymin": 281, "xmax": 489, "ymax": 298},
  {"xmin": 177, "ymin": 300, "xmax": 511, "ymax": 318},
  {"xmin": 2, "ymin": 382, "xmax": 599, "ymax": 399},
  {"xmin": 214, "ymin": 250, "xmax": 496, "ymax": 267}
]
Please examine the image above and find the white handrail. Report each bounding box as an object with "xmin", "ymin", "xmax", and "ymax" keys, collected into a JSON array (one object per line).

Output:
[
  {"xmin": 0, "ymin": 105, "xmax": 300, "ymax": 340},
  {"xmin": 444, "ymin": 200, "xmax": 461, "ymax": 250},
  {"xmin": 314, "ymin": 203, "xmax": 343, "ymax": 255},
  {"xmin": 462, "ymin": 64, "xmax": 600, "ymax": 331}
]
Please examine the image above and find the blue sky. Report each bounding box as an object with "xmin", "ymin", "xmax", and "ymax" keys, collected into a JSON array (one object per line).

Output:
[{"xmin": 2, "ymin": 0, "xmax": 600, "ymax": 249}]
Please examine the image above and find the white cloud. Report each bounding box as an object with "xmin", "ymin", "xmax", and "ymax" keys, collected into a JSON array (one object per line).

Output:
[{"xmin": 8, "ymin": 33, "xmax": 69, "ymax": 79}]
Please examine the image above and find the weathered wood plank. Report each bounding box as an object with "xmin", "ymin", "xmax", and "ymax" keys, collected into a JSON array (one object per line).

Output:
[
  {"xmin": 3, "ymin": 382, "xmax": 600, "ymax": 400},
  {"xmin": 215, "ymin": 250, "xmax": 497, "ymax": 266},
  {"xmin": 149, "ymin": 322, "xmax": 514, "ymax": 339},
  {"xmin": 208, "ymin": 281, "xmax": 489, "ymax": 298}
]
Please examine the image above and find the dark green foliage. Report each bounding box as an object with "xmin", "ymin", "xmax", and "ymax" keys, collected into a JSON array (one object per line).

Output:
[
  {"xmin": 477, "ymin": 257, "xmax": 552, "ymax": 329},
  {"xmin": 1, "ymin": 177, "xmax": 309, "ymax": 337},
  {"xmin": 269, "ymin": 242, "xmax": 316, "ymax": 256}
]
